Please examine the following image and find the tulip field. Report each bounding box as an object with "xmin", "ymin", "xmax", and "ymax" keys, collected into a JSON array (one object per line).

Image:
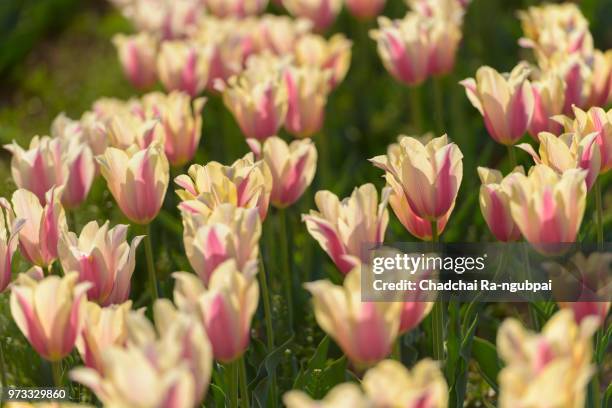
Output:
[{"xmin": 0, "ymin": 0, "xmax": 611, "ymax": 407}]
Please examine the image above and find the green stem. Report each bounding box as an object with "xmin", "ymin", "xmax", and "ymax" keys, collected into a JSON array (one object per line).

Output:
[
  {"xmin": 392, "ymin": 337, "xmax": 402, "ymax": 362},
  {"xmin": 279, "ymin": 209, "xmax": 294, "ymax": 327},
  {"xmin": 226, "ymin": 362, "xmax": 238, "ymax": 408},
  {"xmin": 238, "ymin": 357, "xmax": 250, "ymax": 408},
  {"xmin": 507, "ymin": 145, "xmax": 517, "ymax": 169},
  {"xmin": 51, "ymin": 360, "xmax": 62, "ymax": 387},
  {"xmin": 144, "ymin": 224, "xmax": 159, "ymax": 301},
  {"xmin": 0, "ymin": 338, "xmax": 6, "ymax": 387},
  {"xmin": 317, "ymin": 132, "xmax": 330, "ymax": 189},
  {"xmin": 595, "ymin": 178, "xmax": 604, "ymax": 248},
  {"xmin": 433, "ymin": 78, "xmax": 445, "ymax": 135},
  {"xmin": 410, "ymin": 85, "xmax": 424, "ymax": 134},
  {"xmin": 430, "ymin": 221, "xmax": 444, "ymax": 360},
  {"xmin": 257, "ymin": 251, "xmax": 274, "ymax": 350}
]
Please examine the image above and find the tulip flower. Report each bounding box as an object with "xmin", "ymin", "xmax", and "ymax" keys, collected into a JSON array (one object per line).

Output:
[
  {"xmin": 294, "ymin": 33, "xmax": 352, "ymax": 89},
  {"xmin": 477, "ymin": 167, "xmax": 523, "ymax": 242},
  {"xmin": 96, "ymin": 142, "xmax": 170, "ymax": 225},
  {"xmin": 72, "ymin": 300, "xmax": 213, "ymax": 407},
  {"xmin": 518, "ymin": 3, "xmax": 593, "ymax": 66},
  {"xmin": 346, "ymin": 0, "xmax": 386, "ymax": 20},
  {"xmin": 399, "ymin": 301, "xmax": 433, "ymax": 334},
  {"xmin": 0, "ymin": 198, "xmax": 24, "ymax": 293},
  {"xmin": 58, "ymin": 221, "xmax": 143, "ymax": 306},
  {"xmin": 554, "ymin": 106, "xmax": 612, "ymax": 174},
  {"xmin": 189, "ymin": 259, "xmax": 259, "ymax": 362},
  {"xmin": 112, "ymin": 32, "xmax": 158, "ymax": 89},
  {"xmin": 528, "ymin": 72, "xmax": 565, "ymax": 138},
  {"xmin": 247, "ymin": 136, "xmax": 317, "ymax": 208},
  {"xmin": 547, "ymin": 251, "xmax": 611, "ymax": 327},
  {"xmin": 204, "ymin": 0, "xmax": 268, "ymax": 18},
  {"xmin": 302, "ymin": 183, "xmax": 390, "ymax": 274},
  {"xmin": 497, "ymin": 310, "xmax": 597, "ymax": 408},
  {"xmin": 305, "ymin": 267, "xmax": 402, "ymax": 368},
  {"xmin": 12, "ymin": 187, "xmax": 67, "ymax": 267},
  {"xmin": 5, "ymin": 136, "xmax": 95, "ymax": 208},
  {"xmin": 507, "ymin": 165, "xmax": 587, "ymax": 244},
  {"xmin": 157, "ymin": 40, "xmax": 212, "ymax": 97},
  {"xmin": 408, "ymin": 0, "xmax": 469, "ymax": 24},
  {"xmin": 53, "ymin": 112, "xmax": 107, "ymax": 159},
  {"xmin": 370, "ymin": 135, "xmax": 463, "ymax": 224},
  {"xmin": 518, "ymin": 132, "xmax": 601, "ymax": 191},
  {"xmin": 284, "ymin": 383, "xmax": 370, "ymax": 407},
  {"xmin": 254, "ymin": 15, "xmax": 312, "ymax": 57},
  {"xmin": 556, "ymin": 57, "xmax": 591, "ymax": 114},
  {"xmin": 283, "ymin": 65, "xmax": 330, "ymax": 137},
  {"xmin": 175, "ymin": 152, "xmax": 272, "ymax": 220},
  {"xmin": 586, "ymin": 49, "xmax": 612, "ymax": 108},
  {"xmin": 10, "ymin": 272, "xmax": 90, "ymax": 361},
  {"xmin": 76, "ymin": 301, "xmax": 132, "ymax": 373},
  {"xmin": 141, "ymin": 91, "xmax": 206, "ymax": 167},
  {"xmin": 283, "ymin": 0, "xmax": 343, "ymax": 31},
  {"xmin": 221, "ymin": 55, "xmax": 288, "ymax": 140},
  {"xmin": 182, "ymin": 204, "xmax": 260, "ymax": 285},
  {"xmin": 461, "ymin": 63, "xmax": 535, "ymax": 145},
  {"xmin": 371, "ymin": 13, "xmax": 462, "ymax": 86},
  {"xmin": 362, "ymin": 359, "xmax": 448, "ymax": 407}
]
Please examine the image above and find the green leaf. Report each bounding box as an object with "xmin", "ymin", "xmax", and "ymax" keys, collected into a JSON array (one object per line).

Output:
[
  {"xmin": 472, "ymin": 337, "xmax": 501, "ymax": 392},
  {"xmin": 293, "ymin": 336, "xmax": 330, "ymax": 389}
]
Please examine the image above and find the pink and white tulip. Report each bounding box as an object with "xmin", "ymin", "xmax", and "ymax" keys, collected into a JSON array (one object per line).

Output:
[
  {"xmin": 142, "ymin": 91, "xmax": 206, "ymax": 167},
  {"xmin": 528, "ymin": 72, "xmax": 565, "ymax": 138},
  {"xmin": 477, "ymin": 167, "xmax": 523, "ymax": 242},
  {"xmin": 461, "ymin": 63, "xmax": 535, "ymax": 145},
  {"xmin": 283, "ymin": 0, "xmax": 343, "ymax": 31},
  {"xmin": 10, "ymin": 272, "xmax": 90, "ymax": 361},
  {"xmin": 112, "ymin": 32, "xmax": 158, "ymax": 89},
  {"xmin": 283, "ymin": 65, "xmax": 330, "ymax": 137},
  {"xmin": 96, "ymin": 142, "xmax": 170, "ymax": 225},
  {"xmin": 302, "ymin": 183, "xmax": 390, "ymax": 274},
  {"xmin": 12, "ymin": 187, "xmax": 67, "ymax": 267},
  {"xmin": 508, "ymin": 165, "xmax": 587, "ymax": 244},
  {"xmin": 305, "ymin": 267, "xmax": 401, "ymax": 368},
  {"xmin": 58, "ymin": 221, "xmax": 143, "ymax": 306},
  {"xmin": 248, "ymin": 136, "xmax": 317, "ymax": 208},
  {"xmin": 157, "ymin": 40, "xmax": 212, "ymax": 97},
  {"xmin": 0, "ymin": 199, "xmax": 24, "ymax": 292},
  {"xmin": 294, "ymin": 33, "xmax": 352, "ymax": 89},
  {"xmin": 371, "ymin": 135, "xmax": 463, "ymax": 222}
]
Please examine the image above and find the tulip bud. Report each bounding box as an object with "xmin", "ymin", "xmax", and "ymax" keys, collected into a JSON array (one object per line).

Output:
[
  {"xmin": 283, "ymin": 65, "xmax": 330, "ymax": 137},
  {"xmin": 248, "ymin": 136, "xmax": 317, "ymax": 208},
  {"xmin": 0, "ymin": 199, "xmax": 24, "ymax": 292},
  {"xmin": 141, "ymin": 91, "xmax": 206, "ymax": 167},
  {"xmin": 518, "ymin": 132, "xmax": 601, "ymax": 191},
  {"xmin": 5, "ymin": 136, "xmax": 95, "ymax": 209},
  {"xmin": 294, "ymin": 33, "xmax": 352, "ymax": 89},
  {"xmin": 508, "ymin": 165, "xmax": 587, "ymax": 244},
  {"xmin": 58, "ymin": 221, "xmax": 143, "ymax": 306},
  {"xmin": 408, "ymin": 0, "xmax": 469, "ymax": 23},
  {"xmin": 283, "ymin": 0, "xmax": 343, "ymax": 31},
  {"xmin": 193, "ymin": 259, "xmax": 259, "ymax": 362},
  {"xmin": 346, "ymin": 0, "xmax": 386, "ymax": 20},
  {"xmin": 175, "ymin": 152, "xmax": 272, "ymax": 220},
  {"xmin": 157, "ymin": 40, "xmax": 212, "ymax": 97},
  {"xmin": 12, "ymin": 187, "xmax": 67, "ymax": 267},
  {"xmin": 10, "ymin": 272, "xmax": 90, "ymax": 361},
  {"xmin": 461, "ymin": 63, "xmax": 535, "ymax": 145},
  {"xmin": 204, "ymin": 0, "xmax": 268, "ymax": 18},
  {"xmin": 103, "ymin": 109, "xmax": 159, "ymax": 150},
  {"xmin": 305, "ymin": 267, "xmax": 401, "ymax": 368},
  {"xmin": 477, "ymin": 166, "xmax": 524, "ymax": 242},
  {"xmin": 303, "ymin": 184, "xmax": 390, "ymax": 274},
  {"xmin": 182, "ymin": 204, "xmax": 261, "ymax": 285},
  {"xmin": 554, "ymin": 106, "xmax": 612, "ymax": 174},
  {"xmin": 362, "ymin": 359, "xmax": 448, "ymax": 407},
  {"xmin": 371, "ymin": 134, "xmax": 463, "ymax": 222},
  {"xmin": 96, "ymin": 142, "xmax": 170, "ymax": 225},
  {"xmin": 72, "ymin": 299, "xmax": 213, "ymax": 407},
  {"xmin": 528, "ymin": 72, "xmax": 565, "ymax": 138},
  {"xmin": 222, "ymin": 55, "xmax": 288, "ymax": 140},
  {"xmin": 254, "ymin": 15, "xmax": 312, "ymax": 56},
  {"xmin": 497, "ymin": 310, "xmax": 597, "ymax": 408},
  {"xmin": 112, "ymin": 32, "xmax": 158, "ymax": 89},
  {"xmin": 76, "ymin": 301, "xmax": 132, "ymax": 373}
]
